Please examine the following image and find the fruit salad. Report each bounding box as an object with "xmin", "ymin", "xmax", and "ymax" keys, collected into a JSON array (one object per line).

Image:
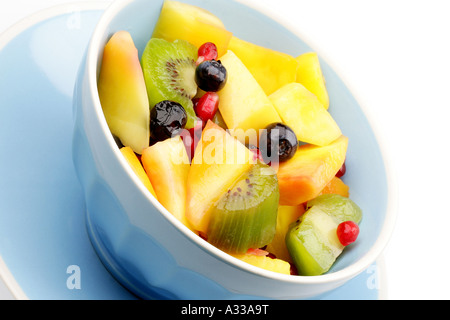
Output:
[{"xmin": 97, "ymin": 0, "xmax": 363, "ymax": 277}]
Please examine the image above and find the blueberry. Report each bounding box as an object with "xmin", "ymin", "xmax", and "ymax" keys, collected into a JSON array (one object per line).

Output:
[
  {"xmin": 259, "ymin": 123, "xmax": 298, "ymax": 163},
  {"xmin": 150, "ymin": 100, "xmax": 187, "ymax": 142},
  {"xmin": 195, "ymin": 60, "xmax": 227, "ymax": 92}
]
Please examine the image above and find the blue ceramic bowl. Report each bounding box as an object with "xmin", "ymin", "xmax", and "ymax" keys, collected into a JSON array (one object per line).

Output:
[{"xmin": 72, "ymin": 0, "xmax": 396, "ymax": 299}]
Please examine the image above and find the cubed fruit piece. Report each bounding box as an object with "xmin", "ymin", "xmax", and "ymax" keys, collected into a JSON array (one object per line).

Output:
[
  {"xmin": 228, "ymin": 36, "xmax": 298, "ymax": 95},
  {"xmin": 232, "ymin": 253, "xmax": 291, "ymax": 275},
  {"xmin": 269, "ymin": 83, "xmax": 341, "ymax": 146},
  {"xmin": 320, "ymin": 177, "xmax": 350, "ymax": 197},
  {"xmin": 277, "ymin": 136, "xmax": 348, "ymax": 206},
  {"xmin": 265, "ymin": 205, "xmax": 305, "ymax": 263},
  {"xmin": 296, "ymin": 52, "xmax": 329, "ymax": 109},
  {"xmin": 152, "ymin": 0, "xmax": 232, "ymax": 57},
  {"xmin": 217, "ymin": 50, "xmax": 281, "ymax": 143},
  {"xmin": 206, "ymin": 163, "xmax": 279, "ymax": 254},
  {"xmin": 120, "ymin": 147, "xmax": 157, "ymax": 200},
  {"xmin": 286, "ymin": 206, "xmax": 344, "ymax": 276},
  {"xmin": 98, "ymin": 31, "xmax": 150, "ymax": 154},
  {"xmin": 287, "ymin": 195, "xmax": 362, "ymax": 276},
  {"xmin": 141, "ymin": 136, "xmax": 190, "ymax": 227},
  {"xmin": 186, "ymin": 121, "xmax": 255, "ymax": 234},
  {"xmin": 306, "ymin": 194, "xmax": 363, "ymax": 224}
]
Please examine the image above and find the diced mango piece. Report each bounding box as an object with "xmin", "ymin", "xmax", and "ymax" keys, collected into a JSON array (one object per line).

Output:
[
  {"xmin": 277, "ymin": 136, "xmax": 348, "ymax": 206},
  {"xmin": 98, "ymin": 31, "xmax": 150, "ymax": 154},
  {"xmin": 228, "ymin": 36, "xmax": 298, "ymax": 95},
  {"xmin": 296, "ymin": 52, "xmax": 329, "ymax": 109},
  {"xmin": 320, "ymin": 177, "xmax": 350, "ymax": 197},
  {"xmin": 141, "ymin": 136, "xmax": 190, "ymax": 226}
]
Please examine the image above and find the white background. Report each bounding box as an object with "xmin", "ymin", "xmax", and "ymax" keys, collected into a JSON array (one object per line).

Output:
[{"xmin": 1, "ymin": 0, "xmax": 449, "ymax": 300}]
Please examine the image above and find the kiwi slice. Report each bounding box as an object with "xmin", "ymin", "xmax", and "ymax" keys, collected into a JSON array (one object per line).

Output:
[
  {"xmin": 141, "ymin": 38, "xmax": 198, "ymax": 129},
  {"xmin": 286, "ymin": 195, "xmax": 363, "ymax": 276},
  {"xmin": 306, "ymin": 194, "xmax": 362, "ymax": 224},
  {"xmin": 207, "ymin": 163, "xmax": 279, "ymax": 254},
  {"xmin": 286, "ymin": 206, "xmax": 344, "ymax": 276}
]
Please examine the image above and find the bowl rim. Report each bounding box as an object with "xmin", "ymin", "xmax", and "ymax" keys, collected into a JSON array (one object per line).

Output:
[{"xmin": 86, "ymin": 0, "xmax": 398, "ymax": 286}]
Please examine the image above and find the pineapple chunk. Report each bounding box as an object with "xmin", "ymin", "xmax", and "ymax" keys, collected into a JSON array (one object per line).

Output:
[
  {"xmin": 120, "ymin": 147, "xmax": 157, "ymax": 200},
  {"xmin": 269, "ymin": 83, "xmax": 341, "ymax": 146},
  {"xmin": 217, "ymin": 50, "xmax": 281, "ymax": 143},
  {"xmin": 296, "ymin": 52, "xmax": 329, "ymax": 109},
  {"xmin": 228, "ymin": 36, "xmax": 299, "ymax": 95},
  {"xmin": 152, "ymin": 0, "xmax": 232, "ymax": 57},
  {"xmin": 233, "ymin": 253, "xmax": 291, "ymax": 275},
  {"xmin": 265, "ymin": 205, "xmax": 305, "ymax": 264}
]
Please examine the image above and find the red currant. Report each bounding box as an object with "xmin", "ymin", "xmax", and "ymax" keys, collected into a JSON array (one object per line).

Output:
[
  {"xmin": 336, "ymin": 221, "xmax": 359, "ymax": 246},
  {"xmin": 194, "ymin": 92, "xmax": 219, "ymax": 123},
  {"xmin": 196, "ymin": 42, "xmax": 218, "ymax": 65}
]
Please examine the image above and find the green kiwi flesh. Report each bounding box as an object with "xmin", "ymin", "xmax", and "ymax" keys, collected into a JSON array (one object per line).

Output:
[
  {"xmin": 207, "ymin": 163, "xmax": 279, "ymax": 254},
  {"xmin": 286, "ymin": 194, "xmax": 363, "ymax": 276},
  {"xmin": 141, "ymin": 38, "xmax": 198, "ymax": 129},
  {"xmin": 306, "ymin": 194, "xmax": 362, "ymax": 224}
]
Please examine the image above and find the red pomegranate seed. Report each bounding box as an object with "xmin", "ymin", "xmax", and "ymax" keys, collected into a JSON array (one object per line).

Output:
[
  {"xmin": 336, "ymin": 161, "xmax": 346, "ymax": 178},
  {"xmin": 194, "ymin": 92, "xmax": 219, "ymax": 123},
  {"xmin": 336, "ymin": 221, "xmax": 360, "ymax": 246},
  {"xmin": 181, "ymin": 118, "xmax": 203, "ymax": 161},
  {"xmin": 192, "ymin": 97, "xmax": 200, "ymax": 109},
  {"xmin": 290, "ymin": 263, "xmax": 298, "ymax": 275},
  {"xmin": 197, "ymin": 42, "xmax": 218, "ymax": 65}
]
